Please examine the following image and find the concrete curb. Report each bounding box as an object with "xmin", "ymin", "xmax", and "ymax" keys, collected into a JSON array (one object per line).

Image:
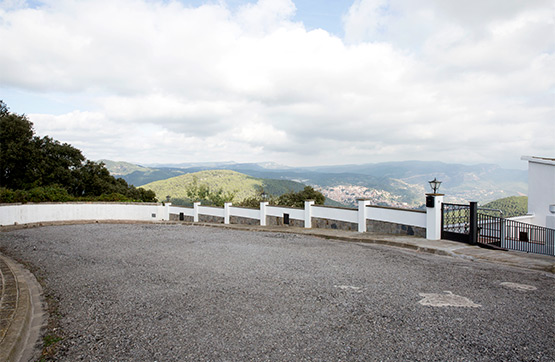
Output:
[{"xmin": 0, "ymin": 255, "xmax": 45, "ymax": 362}]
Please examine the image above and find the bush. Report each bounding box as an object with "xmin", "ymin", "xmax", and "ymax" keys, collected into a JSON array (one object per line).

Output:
[
  {"xmin": 275, "ymin": 186, "xmax": 325, "ymax": 208},
  {"xmin": 28, "ymin": 186, "xmax": 73, "ymax": 202},
  {"xmin": 0, "ymin": 186, "xmax": 74, "ymax": 203}
]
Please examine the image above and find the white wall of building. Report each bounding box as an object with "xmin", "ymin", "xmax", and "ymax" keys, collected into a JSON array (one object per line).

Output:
[{"xmin": 522, "ymin": 156, "xmax": 555, "ymax": 228}]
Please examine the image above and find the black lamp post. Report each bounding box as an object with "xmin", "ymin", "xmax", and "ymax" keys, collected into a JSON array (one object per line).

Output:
[{"xmin": 428, "ymin": 178, "xmax": 442, "ymax": 194}]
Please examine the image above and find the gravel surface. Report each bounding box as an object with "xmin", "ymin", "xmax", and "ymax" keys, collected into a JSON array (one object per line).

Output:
[{"xmin": 0, "ymin": 223, "xmax": 554, "ymax": 361}]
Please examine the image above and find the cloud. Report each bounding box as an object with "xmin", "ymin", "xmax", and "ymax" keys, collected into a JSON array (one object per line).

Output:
[{"xmin": 1, "ymin": 0, "xmax": 553, "ymax": 167}]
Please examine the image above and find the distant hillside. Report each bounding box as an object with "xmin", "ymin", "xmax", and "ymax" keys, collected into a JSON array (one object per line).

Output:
[
  {"xmin": 100, "ymin": 160, "xmax": 187, "ymax": 185},
  {"xmin": 481, "ymin": 196, "xmax": 528, "ymax": 218},
  {"xmin": 140, "ymin": 170, "xmax": 308, "ymax": 204},
  {"xmin": 99, "ymin": 159, "xmax": 151, "ymax": 176},
  {"xmin": 102, "ymin": 159, "xmax": 527, "ymax": 207}
]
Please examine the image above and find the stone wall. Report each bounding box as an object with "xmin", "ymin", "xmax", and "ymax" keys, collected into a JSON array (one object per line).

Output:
[
  {"xmin": 169, "ymin": 213, "xmax": 194, "ymax": 222},
  {"xmin": 366, "ymin": 219, "xmax": 425, "ymax": 237},
  {"xmin": 311, "ymin": 217, "xmax": 358, "ymax": 232},
  {"xmin": 229, "ymin": 215, "xmax": 260, "ymax": 226},
  {"xmin": 199, "ymin": 214, "xmax": 224, "ymax": 224},
  {"xmin": 266, "ymin": 216, "xmax": 304, "ymax": 228}
]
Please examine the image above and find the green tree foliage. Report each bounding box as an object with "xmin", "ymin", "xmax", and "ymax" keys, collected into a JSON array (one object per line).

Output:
[
  {"xmin": 236, "ymin": 186, "xmax": 325, "ymax": 208},
  {"xmin": 184, "ymin": 176, "xmax": 236, "ymax": 207},
  {"xmin": 0, "ymin": 110, "xmax": 36, "ymax": 189},
  {"xmin": 0, "ymin": 100, "xmax": 156, "ymax": 203},
  {"xmin": 236, "ymin": 185, "xmax": 276, "ymax": 208},
  {"xmin": 275, "ymin": 186, "xmax": 325, "ymax": 208},
  {"xmin": 481, "ymin": 196, "xmax": 528, "ymax": 218}
]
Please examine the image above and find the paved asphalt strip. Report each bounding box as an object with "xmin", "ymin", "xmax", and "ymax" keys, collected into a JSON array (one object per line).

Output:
[{"xmin": 0, "ymin": 223, "xmax": 553, "ymax": 361}]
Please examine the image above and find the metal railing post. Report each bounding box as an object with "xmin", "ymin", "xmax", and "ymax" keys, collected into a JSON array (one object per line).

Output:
[{"xmin": 469, "ymin": 202, "xmax": 478, "ymax": 245}]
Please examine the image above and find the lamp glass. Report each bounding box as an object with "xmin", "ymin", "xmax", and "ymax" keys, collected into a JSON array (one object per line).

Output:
[{"xmin": 428, "ymin": 178, "xmax": 441, "ymax": 194}]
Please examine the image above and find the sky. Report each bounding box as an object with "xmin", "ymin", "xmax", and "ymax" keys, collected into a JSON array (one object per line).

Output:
[{"xmin": 0, "ymin": 0, "xmax": 553, "ymax": 169}]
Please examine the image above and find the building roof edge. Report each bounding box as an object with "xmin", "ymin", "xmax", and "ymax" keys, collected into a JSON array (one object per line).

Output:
[{"xmin": 521, "ymin": 155, "xmax": 555, "ymax": 166}]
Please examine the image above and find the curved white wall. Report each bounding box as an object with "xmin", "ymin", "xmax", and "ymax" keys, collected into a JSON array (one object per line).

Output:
[{"xmin": 0, "ymin": 203, "xmax": 165, "ymax": 226}]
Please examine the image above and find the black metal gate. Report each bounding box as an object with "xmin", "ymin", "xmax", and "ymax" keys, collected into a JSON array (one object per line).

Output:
[
  {"xmin": 476, "ymin": 212, "xmax": 502, "ymax": 247},
  {"xmin": 442, "ymin": 202, "xmax": 554, "ymax": 255},
  {"xmin": 442, "ymin": 202, "xmax": 503, "ymax": 248},
  {"xmin": 441, "ymin": 202, "xmax": 477, "ymax": 244}
]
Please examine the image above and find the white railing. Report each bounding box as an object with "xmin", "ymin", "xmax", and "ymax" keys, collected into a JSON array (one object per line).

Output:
[
  {"xmin": 367, "ymin": 205, "xmax": 426, "ymax": 228},
  {"xmin": 0, "ymin": 200, "xmax": 432, "ymax": 239},
  {"xmin": 312, "ymin": 205, "xmax": 358, "ymax": 223},
  {"xmin": 229, "ymin": 206, "xmax": 260, "ymax": 220},
  {"xmin": 266, "ymin": 205, "xmax": 305, "ymax": 220}
]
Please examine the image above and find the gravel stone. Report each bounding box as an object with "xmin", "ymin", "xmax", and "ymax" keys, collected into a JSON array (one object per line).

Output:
[{"xmin": 0, "ymin": 224, "xmax": 554, "ymax": 361}]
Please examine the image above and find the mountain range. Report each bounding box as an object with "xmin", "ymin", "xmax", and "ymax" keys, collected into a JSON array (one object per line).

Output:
[{"xmin": 100, "ymin": 159, "xmax": 528, "ymax": 207}]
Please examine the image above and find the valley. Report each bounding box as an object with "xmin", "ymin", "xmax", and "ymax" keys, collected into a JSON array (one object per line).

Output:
[{"xmin": 101, "ymin": 160, "xmax": 528, "ymax": 209}]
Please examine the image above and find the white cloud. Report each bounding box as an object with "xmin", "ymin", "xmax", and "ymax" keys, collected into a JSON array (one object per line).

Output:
[{"xmin": 1, "ymin": 0, "xmax": 553, "ymax": 168}]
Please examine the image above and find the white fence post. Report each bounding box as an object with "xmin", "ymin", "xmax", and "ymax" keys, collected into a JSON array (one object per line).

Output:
[
  {"xmin": 193, "ymin": 202, "xmax": 200, "ymax": 222},
  {"xmin": 357, "ymin": 199, "xmax": 370, "ymax": 233},
  {"xmin": 224, "ymin": 202, "xmax": 232, "ymax": 224},
  {"xmin": 304, "ymin": 200, "xmax": 314, "ymax": 228},
  {"xmin": 426, "ymin": 194, "xmax": 443, "ymax": 240},
  {"xmin": 260, "ymin": 202, "xmax": 269, "ymax": 226},
  {"xmin": 164, "ymin": 202, "xmax": 171, "ymax": 221}
]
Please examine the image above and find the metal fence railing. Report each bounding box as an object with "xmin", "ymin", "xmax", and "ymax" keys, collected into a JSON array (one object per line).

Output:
[
  {"xmin": 503, "ymin": 218, "xmax": 555, "ymax": 256},
  {"xmin": 477, "ymin": 213, "xmax": 502, "ymax": 248},
  {"xmin": 443, "ymin": 202, "xmax": 555, "ymax": 256}
]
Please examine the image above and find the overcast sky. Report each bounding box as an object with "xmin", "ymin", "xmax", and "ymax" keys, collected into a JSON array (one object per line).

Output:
[{"xmin": 1, "ymin": 0, "xmax": 553, "ymax": 169}]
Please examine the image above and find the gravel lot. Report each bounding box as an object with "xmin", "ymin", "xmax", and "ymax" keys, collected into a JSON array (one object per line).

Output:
[{"xmin": 0, "ymin": 223, "xmax": 554, "ymax": 361}]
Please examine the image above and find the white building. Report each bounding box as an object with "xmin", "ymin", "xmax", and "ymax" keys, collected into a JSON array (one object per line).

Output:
[{"xmin": 520, "ymin": 156, "xmax": 555, "ymax": 228}]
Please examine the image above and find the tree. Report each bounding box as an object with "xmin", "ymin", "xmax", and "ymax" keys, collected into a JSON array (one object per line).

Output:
[
  {"xmin": 0, "ymin": 100, "xmax": 8, "ymax": 116},
  {"xmin": 32, "ymin": 136, "xmax": 85, "ymax": 188},
  {"xmin": 276, "ymin": 186, "xmax": 325, "ymax": 208},
  {"xmin": 236, "ymin": 185, "xmax": 326, "ymax": 208},
  {"xmin": 184, "ymin": 176, "xmax": 235, "ymax": 206},
  {"xmin": 0, "ymin": 100, "xmax": 157, "ymax": 202},
  {"xmin": 0, "ymin": 108, "xmax": 36, "ymax": 189}
]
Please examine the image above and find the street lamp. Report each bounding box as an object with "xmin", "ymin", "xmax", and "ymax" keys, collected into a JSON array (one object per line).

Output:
[{"xmin": 428, "ymin": 178, "xmax": 442, "ymax": 194}]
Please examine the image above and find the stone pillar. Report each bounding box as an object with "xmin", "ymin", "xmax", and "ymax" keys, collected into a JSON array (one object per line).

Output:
[
  {"xmin": 193, "ymin": 202, "xmax": 200, "ymax": 223},
  {"xmin": 357, "ymin": 199, "xmax": 371, "ymax": 233},
  {"xmin": 304, "ymin": 200, "xmax": 315, "ymax": 228},
  {"xmin": 224, "ymin": 202, "xmax": 232, "ymax": 224},
  {"xmin": 260, "ymin": 201, "xmax": 269, "ymax": 226},
  {"xmin": 426, "ymin": 194, "xmax": 444, "ymax": 240}
]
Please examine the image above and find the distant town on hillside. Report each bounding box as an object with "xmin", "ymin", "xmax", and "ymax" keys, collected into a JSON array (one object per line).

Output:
[{"xmin": 101, "ymin": 159, "xmax": 527, "ymax": 209}]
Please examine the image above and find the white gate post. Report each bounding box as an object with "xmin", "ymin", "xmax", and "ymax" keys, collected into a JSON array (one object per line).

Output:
[
  {"xmin": 260, "ymin": 201, "xmax": 269, "ymax": 226},
  {"xmin": 426, "ymin": 194, "xmax": 443, "ymax": 240},
  {"xmin": 304, "ymin": 200, "xmax": 314, "ymax": 228},
  {"xmin": 357, "ymin": 199, "xmax": 370, "ymax": 233},
  {"xmin": 193, "ymin": 202, "xmax": 200, "ymax": 223},
  {"xmin": 164, "ymin": 202, "xmax": 171, "ymax": 221},
  {"xmin": 224, "ymin": 202, "xmax": 232, "ymax": 224}
]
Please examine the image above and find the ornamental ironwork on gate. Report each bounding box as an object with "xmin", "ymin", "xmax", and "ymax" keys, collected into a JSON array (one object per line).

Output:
[{"xmin": 441, "ymin": 203, "xmax": 477, "ymax": 244}]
